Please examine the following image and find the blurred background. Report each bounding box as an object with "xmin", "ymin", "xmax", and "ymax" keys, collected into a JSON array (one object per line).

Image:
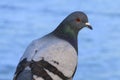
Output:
[{"xmin": 0, "ymin": 0, "xmax": 120, "ymax": 80}]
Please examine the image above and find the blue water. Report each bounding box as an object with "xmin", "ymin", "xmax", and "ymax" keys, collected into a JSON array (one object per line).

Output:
[{"xmin": 0, "ymin": 0, "xmax": 120, "ymax": 80}]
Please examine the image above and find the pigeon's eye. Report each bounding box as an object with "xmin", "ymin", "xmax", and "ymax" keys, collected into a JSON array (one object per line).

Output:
[{"xmin": 76, "ymin": 18, "xmax": 81, "ymax": 22}]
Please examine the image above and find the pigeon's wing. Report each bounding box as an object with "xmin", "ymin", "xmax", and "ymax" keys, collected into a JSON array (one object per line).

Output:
[
  {"xmin": 13, "ymin": 40, "xmax": 38, "ymax": 80},
  {"xmin": 13, "ymin": 70, "xmax": 32, "ymax": 80},
  {"xmin": 13, "ymin": 35, "xmax": 77, "ymax": 80},
  {"xmin": 29, "ymin": 36, "xmax": 78, "ymax": 80}
]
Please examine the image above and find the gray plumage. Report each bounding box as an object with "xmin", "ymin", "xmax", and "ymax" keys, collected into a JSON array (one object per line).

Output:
[
  {"xmin": 17, "ymin": 70, "xmax": 32, "ymax": 80},
  {"xmin": 13, "ymin": 11, "xmax": 92, "ymax": 80}
]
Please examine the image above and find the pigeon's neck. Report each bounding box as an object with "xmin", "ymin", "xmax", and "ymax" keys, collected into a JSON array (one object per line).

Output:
[{"xmin": 52, "ymin": 24, "xmax": 79, "ymax": 52}]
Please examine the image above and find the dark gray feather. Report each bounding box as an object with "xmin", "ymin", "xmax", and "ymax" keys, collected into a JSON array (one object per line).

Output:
[{"xmin": 16, "ymin": 70, "xmax": 32, "ymax": 80}]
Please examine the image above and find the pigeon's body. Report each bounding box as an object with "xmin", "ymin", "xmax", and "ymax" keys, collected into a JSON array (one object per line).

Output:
[
  {"xmin": 14, "ymin": 35, "xmax": 77, "ymax": 80},
  {"xmin": 13, "ymin": 11, "xmax": 92, "ymax": 80}
]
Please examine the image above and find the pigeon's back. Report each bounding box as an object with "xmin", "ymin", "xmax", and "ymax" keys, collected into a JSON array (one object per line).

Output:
[{"xmin": 13, "ymin": 34, "xmax": 77, "ymax": 80}]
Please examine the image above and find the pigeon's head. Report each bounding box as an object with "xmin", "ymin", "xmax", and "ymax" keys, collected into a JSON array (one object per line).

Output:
[
  {"xmin": 53, "ymin": 11, "xmax": 92, "ymax": 38},
  {"xmin": 52, "ymin": 11, "xmax": 92, "ymax": 50},
  {"xmin": 62, "ymin": 11, "xmax": 93, "ymax": 31}
]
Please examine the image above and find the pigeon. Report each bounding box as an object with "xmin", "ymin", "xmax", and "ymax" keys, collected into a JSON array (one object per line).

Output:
[{"xmin": 13, "ymin": 11, "xmax": 92, "ymax": 80}]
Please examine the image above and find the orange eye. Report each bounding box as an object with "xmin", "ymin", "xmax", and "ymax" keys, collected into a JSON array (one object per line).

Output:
[{"xmin": 76, "ymin": 18, "xmax": 81, "ymax": 22}]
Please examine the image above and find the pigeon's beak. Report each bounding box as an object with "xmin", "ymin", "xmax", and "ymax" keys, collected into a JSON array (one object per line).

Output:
[{"xmin": 85, "ymin": 22, "xmax": 93, "ymax": 30}]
